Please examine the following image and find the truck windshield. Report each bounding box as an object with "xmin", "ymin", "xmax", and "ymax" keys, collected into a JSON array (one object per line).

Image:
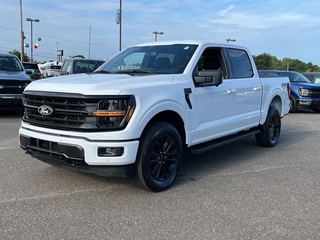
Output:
[
  {"xmin": 278, "ymin": 72, "xmax": 311, "ymax": 83},
  {"xmin": 0, "ymin": 56, "xmax": 24, "ymax": 71},
  {"xmin": 94, "ymin": 44, "xmax": 198, "ymax": 75}
]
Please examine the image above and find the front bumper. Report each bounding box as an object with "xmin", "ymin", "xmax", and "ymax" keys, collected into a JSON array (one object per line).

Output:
[
  {"xmin": 0, "ymin": 94, "xmax": 23, "ymax": 108},
  {"xmin": 298, "ymin": 98, "xmax": 320, "ymax": 108},
  {"xmin": 19, "ymin": 127, "xmax": 140, "ymax": 177}
]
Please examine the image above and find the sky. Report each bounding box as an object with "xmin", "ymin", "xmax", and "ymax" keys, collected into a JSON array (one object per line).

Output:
[{"xmin": 0, "ymin": 0, "xmax": 320, "ymax": 65}]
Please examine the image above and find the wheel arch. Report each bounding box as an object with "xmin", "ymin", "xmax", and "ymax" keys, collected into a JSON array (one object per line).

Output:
[
  {"xmin": 260, "ymin": 94, "xmax": 284, "ymax": 125},
  {"xmin": 141, "ymin": 110, "xmax": 187, "ymax": 148}
]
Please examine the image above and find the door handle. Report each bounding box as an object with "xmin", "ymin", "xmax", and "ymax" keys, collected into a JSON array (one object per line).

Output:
[
  {"xmin": 253, "ymin": 86, "xmax": 261, "ymax": 91},
  {"xmin": 227, "ymin": 89, "xmax": 236, "ymax": 95}
]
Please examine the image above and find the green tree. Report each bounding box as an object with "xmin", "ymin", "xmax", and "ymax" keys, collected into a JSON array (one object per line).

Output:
[
  {"xmin": 253, "ymin": 53, "xmax": 273, "ymax": 70},
  {"xmin": 8, "ymin": 50, "xmax": 30, "ymax": 62}
]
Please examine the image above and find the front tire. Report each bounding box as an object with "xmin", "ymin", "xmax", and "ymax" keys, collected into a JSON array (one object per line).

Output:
[
  {"xmin": 289, "ymin": 96, "xmax": 298, "ymax": 113},
  {"xmin": 255, "ymin": 107, "xmax": 281, "ymax": 147},
  {"xmin": 132, "ymin": 122, "xmax": 183, "ymax": 192}
]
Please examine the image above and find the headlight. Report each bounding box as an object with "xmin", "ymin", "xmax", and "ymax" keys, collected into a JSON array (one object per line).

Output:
[
  {"xmin": 91, "ymin": 96, "xmax": 135, "ymax": 129},
  {"xmin": 298, "ymin": 88, "xmax": 310, "ymax": 96}
]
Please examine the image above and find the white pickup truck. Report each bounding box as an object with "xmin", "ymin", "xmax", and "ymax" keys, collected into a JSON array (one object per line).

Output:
[{"xmin": 19, "ymin": 41, "xmax": 290, "ymax": 191}]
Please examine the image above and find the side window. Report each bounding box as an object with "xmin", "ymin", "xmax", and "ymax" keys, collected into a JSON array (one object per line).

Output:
[
  {"xmin": 61, "ymin": 61, "xmax": 69, "ymax": 72},
  {"xmin": 193, "ymin": 47, "xmax": 224, "ymax": 87},
  {"xmin": 227, "ymin": 48, "xmax": 253, "ymax": 78},
  {"xmin": 197, "ymin": 48, "xmax": 222, "ymax": 71},
  {"xmin": 66, "ymin": 61, "xmax": 72, "ymax": 74}
]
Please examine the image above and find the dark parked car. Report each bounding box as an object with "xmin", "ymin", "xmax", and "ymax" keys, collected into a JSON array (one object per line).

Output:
[
  {"xmin": 301, "ymin": 72, "xmax": 320, "ymax": 84},
  {"xmin": 0, "ymin": 53, "xmax": 32, "ymax": 110},
  {"xmin": 22, "ymin": 62, "xmax": 42, "ymax": 80},
  {"xmin": 259, "ymin": 70, "xmax": 320, "ymax": 113},
  {"xmin": 60, "ymin": 58, "xmax": 105, "ymax": 76}
]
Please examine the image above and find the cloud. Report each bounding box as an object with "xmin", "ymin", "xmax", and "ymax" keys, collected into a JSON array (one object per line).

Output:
[{"xmin": 219, "ymin": 5, "xmax": 234, "ymax": 16}]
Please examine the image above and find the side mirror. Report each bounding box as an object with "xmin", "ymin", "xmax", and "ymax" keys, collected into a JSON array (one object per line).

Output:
[
  {"xmin": 25, "ymin": 69, "xmax": 34, "ymax": 75},
  {"xmin": 194, "ymin": 70, "xmax": 223, "ymax": 87}
]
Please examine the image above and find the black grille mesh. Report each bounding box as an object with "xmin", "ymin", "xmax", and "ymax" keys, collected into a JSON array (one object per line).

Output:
[{"xmin": 23, "ymin": 92, "xmax": 98, "ymax": 130}]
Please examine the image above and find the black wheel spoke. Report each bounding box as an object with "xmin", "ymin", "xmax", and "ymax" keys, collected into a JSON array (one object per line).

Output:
[{"xmin": 148, "ymin": 134, "xmax": 179, "ymax": 181}]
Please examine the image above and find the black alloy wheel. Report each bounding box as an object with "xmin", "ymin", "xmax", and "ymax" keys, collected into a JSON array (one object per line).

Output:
[
  {"xmin": 132, "ymin": 121, "xmax": 182, "ymax": 192},
  {"xmin": 255, "ymin": 107, "xmax": 281, "ymax": 147}
]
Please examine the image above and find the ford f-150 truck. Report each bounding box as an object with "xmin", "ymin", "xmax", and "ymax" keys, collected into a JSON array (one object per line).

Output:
[
  {"xmin": 0, "ymin": 53, "xmax": 32, "ymax": 111},
  {"xmin": 259, "ymin": 70, "xmax": 320, "ymax": 113},
  {"xmin": 19, "ymin": 41, "xmax": 290, "ymax": 191}
]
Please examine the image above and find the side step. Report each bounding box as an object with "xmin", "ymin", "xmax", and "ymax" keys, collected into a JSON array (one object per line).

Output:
[{"xmin": 189, "ymin": 129, "xmax": 260, "ymax": 154}]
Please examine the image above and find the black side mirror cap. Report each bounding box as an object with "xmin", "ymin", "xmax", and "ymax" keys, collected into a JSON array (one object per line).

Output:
[{"xmin": 194, "ymin": 70, "xmax": 223, "ymax": 87}]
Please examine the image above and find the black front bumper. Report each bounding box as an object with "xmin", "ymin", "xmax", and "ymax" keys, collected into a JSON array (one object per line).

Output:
[{"xmin": 20, "ymin": 135, "xmax": 134, "ymax": 177}]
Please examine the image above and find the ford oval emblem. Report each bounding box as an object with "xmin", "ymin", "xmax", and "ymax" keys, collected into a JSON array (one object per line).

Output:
[
  {"xmin": 38, "ymin": 105, "xmax": 54, "ymax": 116},
  {"xmin": 0, "ymin": 85, "xmax": 4, "ymax": 89}
]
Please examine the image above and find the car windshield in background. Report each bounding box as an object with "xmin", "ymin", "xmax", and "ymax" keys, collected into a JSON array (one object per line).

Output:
[
  {"xmin": 278, "ymin": 71, "xmax": 311, "ymax": 83},
  {"xmin": 0, "ymin": 56, "xmax": 24, "ymax": 71},
  {"xmin": 94, "ymin": 44, "xmax": 198, "ymax": 75},
  {"xmin": 73, "ymin": 60, "xmax": 104, "ymax": 73}
]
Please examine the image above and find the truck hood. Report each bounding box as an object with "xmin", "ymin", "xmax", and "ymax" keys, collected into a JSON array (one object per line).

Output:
[
  {"xmin": 0, "ymin": 70, "xmax": 31, "ymax": 81},
  {"xmin": 25, "ymin": 73, "xmax": 175, "ymax": 95},
  {"xmin": 291, "ymin": 82, "xmax": 320, "ymax": 89}
]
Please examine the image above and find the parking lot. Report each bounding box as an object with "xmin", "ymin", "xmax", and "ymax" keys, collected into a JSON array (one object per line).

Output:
[{"xmin": 1, "ymin": 110, "xmax": 320, "ymax": 240}]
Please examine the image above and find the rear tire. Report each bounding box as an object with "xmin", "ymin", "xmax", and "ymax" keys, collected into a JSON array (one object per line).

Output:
[
  {"xmin": 255, "ymin": 107, "xmax": 281, "ymax": 147},
  {"xmin": 132, "ymin": 121, "xmax": 182, "ymax": 192}
]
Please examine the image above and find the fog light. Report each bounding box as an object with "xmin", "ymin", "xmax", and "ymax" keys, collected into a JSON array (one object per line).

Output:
[
  {"xmin": 98, "ymin": 147, "xmax": 124, "ymax": 157},
  {"xmin": 299, "ymin": 99, "xmax": 312, "ymax": 105}
]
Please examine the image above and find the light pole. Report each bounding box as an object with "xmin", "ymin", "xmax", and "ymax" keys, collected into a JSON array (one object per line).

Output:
[
  {"xmin": 152, "ymin": 31, "xmax": 164, "ymax": 42},
  {"xmin": 56, "ymin": 42, "xmax": 59, "ymax": 62},
  {"xmin": 226, "ymin": 38, "xmax": 236, "ymax": 43},
  {"xmin": 26, "ymin": 18, "xmax": 40, "ymax": 62},
  {"xmin": 20, "ymin": 0, "xmax": 24, "ymax": 62}
]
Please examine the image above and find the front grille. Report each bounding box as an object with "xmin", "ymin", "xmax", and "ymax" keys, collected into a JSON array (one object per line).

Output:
[
  {"xmin": 0, "ymin": 80, "xmax": 30, "ymax": 94},
  {"xmin": 23, "ymin": 91, "xmax": 100, "ymax": 131},
  {"xmin": 309, "ymin": 89, "xmax": 320, "ymax": 97}
]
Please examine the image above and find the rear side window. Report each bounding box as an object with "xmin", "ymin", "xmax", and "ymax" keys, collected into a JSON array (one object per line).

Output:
[{"xmin": 227, "ymin": 48, "xmax": 253, "ymax": 78}]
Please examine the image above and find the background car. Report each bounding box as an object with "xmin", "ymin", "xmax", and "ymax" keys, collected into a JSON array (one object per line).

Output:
[
  {"xmin": 22, "ymin": 62, "xmax": 42, "ymax": 80},
  {"xmin": 301, "ymin": 72, "xmax": 320, "ymax": 84},
  {"xmin": 0, "ymin": 53, "xmax": 32, "ymax": 111},
  {"xmin": 46, "ymin": 65, "xmax": 61, "ymax": 77},
  {"xmin": 59, "ymin": 58, "xmax": 105, "ymax": 76},
  {"xmin": 258, "ymin": 70, "xmax": 320, "ymax": 113}
]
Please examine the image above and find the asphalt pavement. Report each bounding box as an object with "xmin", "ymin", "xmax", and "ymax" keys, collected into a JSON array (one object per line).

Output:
[{"xmin": 1, "ymin": 109, "xmax": 320, "ymax": 240}]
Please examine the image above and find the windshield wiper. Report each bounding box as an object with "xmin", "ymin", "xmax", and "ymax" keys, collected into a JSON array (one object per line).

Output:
[
  {"xmin": 0, "ymin": 67, "xmax": 14, "ymax": 71},
  {"xmin": 93, "ymin": 70, "xmax": 112, "ymax": 74},
  {"xmin": 118, "ymin": 69, "xmax": 152, "ymax": 74}
]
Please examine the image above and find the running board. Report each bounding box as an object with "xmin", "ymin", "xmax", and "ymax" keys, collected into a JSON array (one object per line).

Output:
[{"xmin": 189, "ymin": 129, "xmax": 260, "ymax": 154}]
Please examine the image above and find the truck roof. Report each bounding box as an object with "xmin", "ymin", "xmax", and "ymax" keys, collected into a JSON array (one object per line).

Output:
[{"xmin": 133, "ymin": 40, "xmax": 245, "ymax": 49}]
